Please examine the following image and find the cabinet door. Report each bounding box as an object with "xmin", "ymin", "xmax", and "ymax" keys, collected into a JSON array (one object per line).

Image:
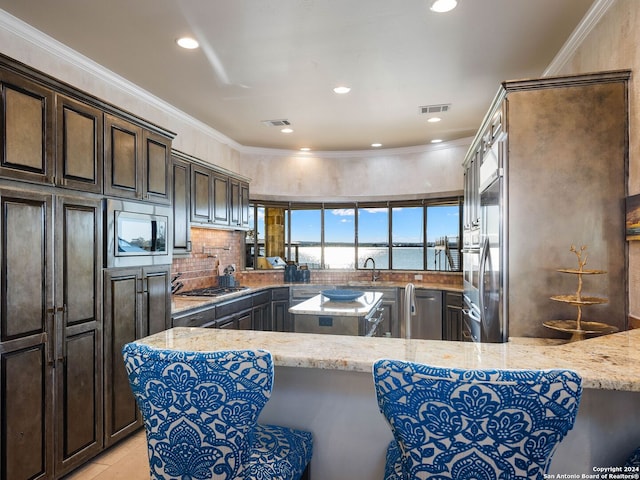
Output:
[
  {"xmin": 0, "ymin": 190, "xmax": 54, "ymax": 480},
  {"xmin": 213, "ymin": 173, "xmax": 229, "ymax": 225},
  {"xmin": 191, "ymin": 165, "xmax": 212, "ymax": 224},
  {"xmin": 240, "ymin": 182, "xmax": 250, "ymax": 228},
  {"xmin": 228, "ymin": 180, "xmax": 250, "ymax": 229},
  {"xmin": 142, "ymin": 265, "xmax": 171, "ymax": 336},
  {"xmin": 172, "ymin": 306, "xmax": 216, "ymax": 328},
  {"xmin": 230, "ymin": 178, "xmax": 241, "ymax": 227},
  {"xmin": 252, "ymin": 292, "xmax": 271, "ymax": 331},
  {"xmin": 0, "ymin": 70, "xmax": 55, "ymax": 184},
  {"xmin": 253, "ymin": 303, "xmax": 271, "ymax": 331},
  {"xmin": 443, "ymin": 292, "xmax": 463, "ymax": 341},
  {"xmin": 104, "ymin": 114, "xmax": 142, "ymax": 200},
  {"xmin": 56, "ymin": 94, "xmax": 103, "ymax": 193},
  {"xmin": 143, "ymin": 131, "xmax": 171, "ymax": 204},
  {"xmin": 54, "ymin": 196, "xmax": 103, "ymax": 476},
  {"xmin": 237, "ymin": 311, "xmax": 253, "ymax": 330},
  {"xmin": 172, "ymin": 155, "xmax": 192, "ymax": 254},
  {"xmin": 103, "ymin": 267, "xmax": 143, "ymax": 447}
]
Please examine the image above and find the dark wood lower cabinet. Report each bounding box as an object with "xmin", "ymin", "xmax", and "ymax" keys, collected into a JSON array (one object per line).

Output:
[
  {"xmin": 0, "ymin": 189, "xmax": 103, "ymax": 480},
  {"xmin": 252, "ymin": 291, "xmax": 271, "ymax": 331},
  {"xmin": 272, "ymin": 287, "xmax": 292, "ymax": 332},
  {"xmin": 443, "ymin": 292, "xmax": 463, "ymax": 341},
  {"xmin": 103, "ymin": 265, "xmax": 171, "ymax": 448},
  {"xmin": 54, "ymin": 196, "xmax": 104, "ymax": 477},
  {"xmin": 0, "ymin": 189, "xmax": 53, "ymax": 480}
]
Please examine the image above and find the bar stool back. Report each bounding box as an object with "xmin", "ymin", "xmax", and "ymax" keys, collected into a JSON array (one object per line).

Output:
[
  {"xmin": 123, "ymin": 343, "xmax": 312, "ymax": 479},
  {"xmin": 373, "ymin": 359, "xmax": 582, "ymax": 480}
]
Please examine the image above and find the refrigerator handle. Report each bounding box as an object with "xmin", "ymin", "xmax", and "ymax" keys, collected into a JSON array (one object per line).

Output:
[{"xmin": 478, "ymin": 236, "xmax": 490, "ymax": 321}]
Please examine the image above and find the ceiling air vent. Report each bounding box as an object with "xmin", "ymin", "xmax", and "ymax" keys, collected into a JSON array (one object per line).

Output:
[
  {"xmin": 261, "ymin": 119, "xmax": 291, "ymax": 127},
  {"xmin": 419, "ymin": 104, "xmax": 451, "ymax": 115}
]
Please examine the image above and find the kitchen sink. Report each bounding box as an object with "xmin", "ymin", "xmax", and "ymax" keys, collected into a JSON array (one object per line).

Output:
[{"xmin": 346, "ymin": 281, "xmax": 397, "ymax": 287}]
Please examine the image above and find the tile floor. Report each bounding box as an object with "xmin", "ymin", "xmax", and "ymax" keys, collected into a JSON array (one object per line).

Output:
[{"xmin": 62, "ymin": 430, "xmax": 149, "ymax": 480}]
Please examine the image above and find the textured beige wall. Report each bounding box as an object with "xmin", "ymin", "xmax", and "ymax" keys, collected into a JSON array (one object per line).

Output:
[
  {"xmin": 236, "ymin": 141, "xmax": 468, "ymax": 201},
  {"xmin": 555, "ymin": 0, "xmax": 640, "ymax": 318}
]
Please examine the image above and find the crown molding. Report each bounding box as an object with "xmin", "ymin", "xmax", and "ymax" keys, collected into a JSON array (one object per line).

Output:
[{"xmin": 543, "ymin": 0, "xmax": 616, "ymax": 76}]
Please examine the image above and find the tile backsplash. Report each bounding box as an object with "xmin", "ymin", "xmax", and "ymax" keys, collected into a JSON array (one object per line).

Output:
[{"xmin": 171, "ymin": 228, "xmax": 245, "ymax": 291}]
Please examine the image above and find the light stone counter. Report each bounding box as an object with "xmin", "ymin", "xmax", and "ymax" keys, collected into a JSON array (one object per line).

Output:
[
  {"xmin": 171, "ymin": 281, "xmax": 462, "ymax": 315},
  {"xmin": 138, "ymin": 326, "xmax": 640, "ymax": 391},
  {"xmin": 288, "ymin": 291, "xmax": 384, "ymax": 316}
]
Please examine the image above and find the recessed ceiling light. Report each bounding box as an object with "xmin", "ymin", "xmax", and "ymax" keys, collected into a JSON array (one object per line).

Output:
[
  {"xmin": 430, "ymin": 0, "xmax": 457, "ymax": 13},
  {"xmin": 431, "ymin": 139, "xmax": 443, "ymax": 143},
  {"xmin": 333, "ymin": 86, "xmax": 351, "ymax": 94},
  {"xmin": 281, "ymin": 128, "xmax": 294, "ymax": 134},
  {"xmin": 176, "ymin": 37, "xmax": 199, "ymax": 49},
  {"xmin": 371, "ymin": 143, "xmax": 382, "ymax": 148},
  {"xmin": 427, "ymin": 117, "xmax": 442, "ymax": 123}
]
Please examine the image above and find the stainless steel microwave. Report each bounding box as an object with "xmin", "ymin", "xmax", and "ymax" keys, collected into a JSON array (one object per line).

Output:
[{"xmin": 106, "ymin": 199, "xmax": 172, "ymax": 267}]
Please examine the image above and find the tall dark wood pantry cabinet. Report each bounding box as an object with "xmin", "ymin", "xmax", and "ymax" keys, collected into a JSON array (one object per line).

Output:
[
  {"xmin": 0, "ymin": 190, "xmax": 103, "ymax": 480},
  {"xmin": 0, "ymin": 53, "xmax": 174, "ymax": 479}
]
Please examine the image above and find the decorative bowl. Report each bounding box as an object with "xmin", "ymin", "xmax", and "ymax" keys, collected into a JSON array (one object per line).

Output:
[{"xmin": 321, "ymin": 289, "xmax": 364, "ymax": 302}]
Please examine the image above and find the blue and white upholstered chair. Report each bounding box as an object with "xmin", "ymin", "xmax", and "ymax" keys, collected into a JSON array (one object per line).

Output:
[
  {"xmin": 373, "ymin": 359, "xmax": 582, "ymax": 480},
  {"xmin": 122, "ymin": 343, "xmax": 313, "ymax": 480},
  {"xmin": 626, "ymin": 447, "xmax": 640, "ymax": 467}
]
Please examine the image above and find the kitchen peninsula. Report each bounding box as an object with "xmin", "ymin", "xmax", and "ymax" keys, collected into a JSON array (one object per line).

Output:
[{"xmin": 136, "ymin": 327, "xmax": 640, "ymax": 480}]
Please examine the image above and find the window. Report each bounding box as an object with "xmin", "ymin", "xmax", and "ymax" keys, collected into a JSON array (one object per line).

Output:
[
  {"xmin": 426, "ymin": 204, "xmax": 460, "ymax": 271},
  {"xmin": 392, "ymin": 205, "xmax": 424, "ymax": 270},
  {"xmin": 248, "ymin": 198, "xmax": 461, "ymax": 271},
  {"xmin": 324, "ymin": 206, "xmax": 355, "ymax": 268},
  {"xmin": 357, "ymin": 206, "xmax": 389, "ymax": 269},
  {"xmin": 290, "ymin": 206, "xmax": 322, "ymax": 268}
]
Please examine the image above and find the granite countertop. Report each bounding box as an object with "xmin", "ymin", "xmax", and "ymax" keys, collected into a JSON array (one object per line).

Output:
[
  {"xmin": 136, "ymin": 327, "xmax": 640, "ymax": 392},
  {"xmin": 289, "ymin": 291, "xmax": 383, "ymax": 316},
  {"xmin": 172, "ymin": 282, "xmax": 462, "ymax": 315}
]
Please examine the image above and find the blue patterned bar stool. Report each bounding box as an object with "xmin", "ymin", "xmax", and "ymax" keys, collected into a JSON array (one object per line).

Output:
[
  {"xmin": 122, "ymin": 343, "xmax": 313, "ymax": 480},
  {"xmin": 626, "ymin": 447, "xmax": 640, "ymax": 467},
  {"xmin": 373, "ymin": 359, "xmax": 582, "ymax": 480}
]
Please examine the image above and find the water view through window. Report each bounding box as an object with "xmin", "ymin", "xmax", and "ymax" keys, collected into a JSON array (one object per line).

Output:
[{"xmin": 248, "ymin": 199, "xmax": 461, "ymax": 271}]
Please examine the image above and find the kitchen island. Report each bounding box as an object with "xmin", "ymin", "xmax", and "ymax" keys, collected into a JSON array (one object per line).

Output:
[
  {"xmin": 289, "ymin": 290, "xmax": 384, "ymax": 336},
  {"xmin": 135, "ymin": 327, "xmax": 640, "ymax": 479}
]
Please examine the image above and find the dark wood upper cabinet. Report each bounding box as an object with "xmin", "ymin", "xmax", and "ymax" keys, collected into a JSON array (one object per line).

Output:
[
  {"xmin": 212, "ymin": 172, "xmax": 229, "ymax": 225},
  {"xmin": 104, "ymin": 113, "xmax": 142, "ymax": 200},
  {"xmin": 0, "ymin": 69, "xmax": 55, "ymax": 185},
  {"xmin": 231, "ymin": 179, "xmax": 250, "ymax": 229},
  {"xmin": 104, "ymin": 113, "xmax": 172, "ymax": 203},
  {"xmin": 56, "ymin": 94, "xmax": 103, "ymax": 193},
  {"xmin": 172, "ymin": 153, "xmax": 192, "ymax": 254},
  {"xmin": 143, "ymin": 130, "xmax": 171, "ymax": 204},
  {"xmin": 191, "ymin": 164, "xmax": 213, "ymax": 224},
  {"xmin": 189, "ymin": 159, "xmax": 250, "ymax": 230}
]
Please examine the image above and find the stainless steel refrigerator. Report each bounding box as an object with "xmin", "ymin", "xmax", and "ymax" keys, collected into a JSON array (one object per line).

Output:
[{"xmin": 463, "ymin": 120, "xmax": 506, "ymax": 343}]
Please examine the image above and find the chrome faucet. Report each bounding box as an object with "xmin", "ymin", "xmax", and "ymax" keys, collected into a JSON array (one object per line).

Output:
[{"xmin": 363, "ymin": 257, "xmax": 380, "ymax": 282}]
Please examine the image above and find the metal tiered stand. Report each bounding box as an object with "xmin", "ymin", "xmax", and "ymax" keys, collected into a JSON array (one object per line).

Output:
[{"xmin": 543, "ymin": 245, "xmax": 618, "ymax": 342}]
